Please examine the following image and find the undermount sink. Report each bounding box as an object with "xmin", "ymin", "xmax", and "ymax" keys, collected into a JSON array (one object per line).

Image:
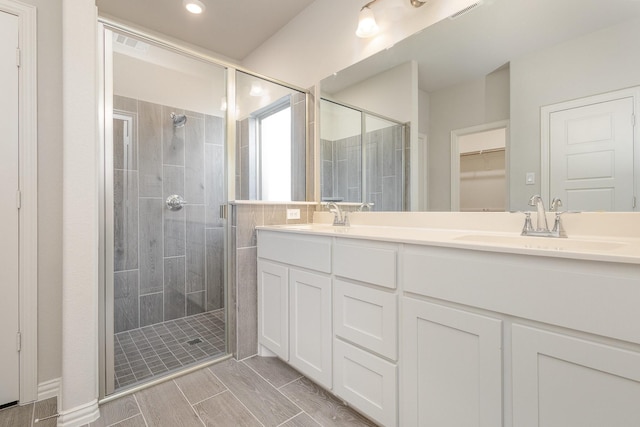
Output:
[{"xmin": 454, "ymin": 234, "xmax": 628, "ymax": 252}]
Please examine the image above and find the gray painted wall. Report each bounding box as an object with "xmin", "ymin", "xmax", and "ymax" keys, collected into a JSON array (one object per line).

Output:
[
  {"xmin": 510, "ymin": 17, "xmax": 640, "ymax": 210},
  {"xmin": 428, "ymin": 67, "xmax": 510, "ymax": 211}
]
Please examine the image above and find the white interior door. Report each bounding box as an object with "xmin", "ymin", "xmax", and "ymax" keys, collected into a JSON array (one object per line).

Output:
[
  {"xmin": 0, "ymin": 9, "xmax": 20, "ymax": 407},
  {"xmin": 549, "ymin": 97, "xmax": 635, "ymax": 211}
]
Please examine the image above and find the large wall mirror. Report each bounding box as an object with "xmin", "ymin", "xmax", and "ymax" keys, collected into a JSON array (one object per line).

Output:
[
  {"xmin": 320, "ymin": 99, "xmax": 408, "ymax": 211},
  {"xmin": 319, "ymin": 0, "xmax": 640, "ymax": 212},
  {"xmin": 235, "ymin": 71, "xmax": 307, "ymax": 201}
]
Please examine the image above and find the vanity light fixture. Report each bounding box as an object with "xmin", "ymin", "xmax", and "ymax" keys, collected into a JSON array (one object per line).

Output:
[
  {"xmin": 356, "ymin": 0, "xmax": 427, "ymax": 38},
  {"xmin": 356, "ymin": 1, "xmax": 379, "ymax": 38},
  {"xmin": 184, "ymin": 0, "xmax": 205, "ymax": 14}
]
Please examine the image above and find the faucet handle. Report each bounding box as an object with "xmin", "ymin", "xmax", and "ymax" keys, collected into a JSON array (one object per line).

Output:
[
  {"xmin": 550, "ymin": 198, "xmax": 563, "ymax": 212},
  {"xmin": 520, "ymin": 212, "xmax": 534, "ymax": 235}
]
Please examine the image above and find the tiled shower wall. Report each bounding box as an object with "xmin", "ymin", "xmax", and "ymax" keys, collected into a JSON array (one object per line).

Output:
[
  {"xmin": 321, "ymin": 124, "xmax": 408, "ymax": 211},
  {"xmin": 228, "ymin": 203, "xmax": 317, "ymax": 360},
  {"xmin": 112, "ymin": 95, "xmax": 226, "ymax": 334}
]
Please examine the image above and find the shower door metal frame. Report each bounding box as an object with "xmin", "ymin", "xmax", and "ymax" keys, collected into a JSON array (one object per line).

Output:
[
  {"xmin": 98, "ymin": 24, "xmax": 236, "ymax": 401},
  {"xmin": 98, "ymin": 17, "xmax": 312, "ymax": 402}
]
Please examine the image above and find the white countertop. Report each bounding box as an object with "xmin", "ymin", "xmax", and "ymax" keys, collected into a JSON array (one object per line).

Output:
[{"xmin": 256, "ymin": 212, "xmax": 640, "ymax": 265}]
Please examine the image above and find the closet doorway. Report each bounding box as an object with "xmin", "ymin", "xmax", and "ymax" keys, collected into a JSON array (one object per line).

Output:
[{"xmin": 451, "ymin": 121, "xmax": 509, "ymax": 212}]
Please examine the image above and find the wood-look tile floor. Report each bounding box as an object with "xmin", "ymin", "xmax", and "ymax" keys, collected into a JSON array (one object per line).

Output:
[
  {"xmin": 0, "ymin": 397, "xmax": 57, "ymax": 427},
  {"xmin": 0, "ymin": 357, "xmax": 378, "ymax": 427},
  {"xmin": 93, "ymin": 356, "xmax": 378, "ymax": 427}
]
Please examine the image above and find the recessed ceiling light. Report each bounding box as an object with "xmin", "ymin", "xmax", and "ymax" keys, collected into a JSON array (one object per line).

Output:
[{"xmin": 184, "ymin": 0, "xmax": 205, "ymax": 14}]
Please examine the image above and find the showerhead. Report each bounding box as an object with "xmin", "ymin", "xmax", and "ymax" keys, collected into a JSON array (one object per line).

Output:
[{"xmin": 170, "ymin": 112, "xmax": 187, "ymax": 128}]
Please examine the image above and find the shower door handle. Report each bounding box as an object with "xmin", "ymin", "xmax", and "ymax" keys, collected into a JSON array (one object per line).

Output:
[{"xmin": 166, "ymin": 194, "xmax": 187, "ymax": 211}]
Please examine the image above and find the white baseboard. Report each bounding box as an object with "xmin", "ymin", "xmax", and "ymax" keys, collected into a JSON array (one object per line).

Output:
[
  {"xmin": 38, "ymin": 377, "xmax": 61, "ymax": 402},
  {"xmin": 58, "ymin": 399, "xmax": 100, "ymax": 427}
]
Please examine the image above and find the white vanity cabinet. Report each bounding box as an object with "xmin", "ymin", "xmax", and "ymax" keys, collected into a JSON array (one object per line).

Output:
[
  {"xmin": 512, "ymin": 324, "xmax": 640, "ymax": 427},
  {"xmin": 258, "ymin": 225, "xmax": 640, "ymax": 427},
  {"xmin": 257, "ymin": 231, "xmax": 333, "ymax": 389},
  {"xmin": 401, "ymin": 298, "xmax": 503, "ymax": 427},
  {"xmin": 332, "ymin": 239, "xmax": 399, "ymax": 427},
  {"xmin": 257, "ymin": 260, "xmax": 289, "ymax": 360}
]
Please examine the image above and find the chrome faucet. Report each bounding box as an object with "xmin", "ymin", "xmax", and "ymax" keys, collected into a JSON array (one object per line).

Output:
[
  {"xmin": 357, "ymin": 202, "xmax": 373, "ymax": 212},
  {"xmin": 521, "ymin": 195, "xmax": 566, "ymax": 238},
  {"xmin": 325, "ymin": 202, "xmax": 349, "ymax": 226},
  {"xmin": 529, "ymin": 194, "xmax": 549, "ymax": 232}
]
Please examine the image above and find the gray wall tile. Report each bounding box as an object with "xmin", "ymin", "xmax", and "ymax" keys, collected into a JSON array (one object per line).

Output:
[
  {"xmin": 205, "ymin": 144, "xmax": 225, "ymax": 228},
  {"xmin": 162, "ymin": 106, "xmax": 185, "ymax": 166},
  {"xmin": 140, "ymin": 292, "xmax": 163, "ymax": 327},
  {"xmin": 164, "ymin": 208, "xmax": 185, "ymax": 258},
  {"xmin": 187, "ymin": 291, "xmax": 206, "ymax": 316},
  {"xmin": 206, "ymin": 228, "xmax": 225, "ymax": 311},
  {"xmin": 263, "ymin": 205, "xmax": 287, "ymax": 226},
  {"xmin": 163, "ymin": 166, "xmax": 186, "ymax": 258},
  {"xmin": 185, "ymin": 116, "xmax": 205, "ymax": 204},
  {"xmin": 382, "ymin": 127, "xmax": 396, "ymax": 177},
  {"xmin": 164, "ymin": 257, "xmax": 186, "ymax": 321},
  {"xmin": 236, "ymin": 247, "xmax": 257, "ymax": 360},
  {"xmin": 113, "ymin": 115, "xmax": 138, "ymax": 171},
  {"xmin": 114, "ymin": 170, "xmax": 139, "ymax": 272},
  {"xmin": 186, "ymin": 205, "xmax": 205, "ymax": 292},
  {"xmin": 236, "ymin": 204, "xmax": 262, "ymax": 248},
  {"xmin": 114, "ymin": 271, "xmax": 139, "ymax": 333},
  {"xmin": 228, "ymin": 225, "xmax": 237, "ymax": 357},
  {"xmin": 205, "ymin": 115, "xmax": 225, "ymax": 146},
  {"xmin": 138, "ymin": 101, "xmax": 163, "ymax": 197},
  {"xmin": 139, "ymin": 198, "xmax": 163, "ymax": 294},
  {"xmin": 114, "ymin": 97, "xmax": 227, "ymax": 330}
]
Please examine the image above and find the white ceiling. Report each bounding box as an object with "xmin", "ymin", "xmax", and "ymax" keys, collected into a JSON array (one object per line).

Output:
[{"xmin": 96, "ymin": 0, "xmax": 316, "ymax": 61}]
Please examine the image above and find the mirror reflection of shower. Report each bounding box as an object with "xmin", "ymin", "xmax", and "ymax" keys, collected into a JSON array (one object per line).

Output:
[{"xmin": 170, "ymin": 112, "xmax": 187, "ymax": 128}]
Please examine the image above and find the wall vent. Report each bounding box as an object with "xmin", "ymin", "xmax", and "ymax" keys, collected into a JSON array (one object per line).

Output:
[{"xmin": 449, "ymin": 1, "xmax": 483, "ymax": 19}]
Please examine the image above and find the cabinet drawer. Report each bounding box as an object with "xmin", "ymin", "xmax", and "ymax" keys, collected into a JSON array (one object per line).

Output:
[
  {"xmin": 334, "ymin": 239, "xmax": 397, "ymax": 289},
  {"xmin": 334, "ymin": 339, "xmax": 398, "ymax": 427},
  {"xmin": 257, "ymin": 230, "xmax": 331, "ymax": 273},
  {"xmin": 334, "ymin": 279, "xmax": 397, "ymax": 360}
]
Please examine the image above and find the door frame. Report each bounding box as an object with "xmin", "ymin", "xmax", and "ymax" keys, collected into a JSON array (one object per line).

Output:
[
  {"xmin": 450, "ymin": 120, "xmax": 510, "ymax": 211},
  {"xmin": 0, "ymin": 0, "xmax": 38, "ymax": 403},
  {"xmin": 541, "ymin": 86, "xmax": 640, "ymax": 208}
]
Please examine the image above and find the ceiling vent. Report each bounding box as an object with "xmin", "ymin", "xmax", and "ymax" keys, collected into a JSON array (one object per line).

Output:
[
  {"xmin": 112, "ymin": 33, "xmax": 150, "ymax": 54},
  {"xmin": 449, "ymin": 1, "xmax": 483, "ymax": 19}
]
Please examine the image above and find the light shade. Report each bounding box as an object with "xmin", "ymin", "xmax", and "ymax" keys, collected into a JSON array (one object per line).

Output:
[
  {"xmin": 249, "ymin": 82, "xmax": 264, "ymax": 97},
  {"xmin": 184, "ymin": 0, "xmax": 205, "ymax": 14},
  {"xmin": 356, "ymin": 6, "xmax": 379, "ymax": 38}
]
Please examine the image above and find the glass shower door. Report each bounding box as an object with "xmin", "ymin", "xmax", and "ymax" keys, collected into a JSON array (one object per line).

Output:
[{"xmin": 104, "ymin": 29, "xmax": 228, "ymax": 395}]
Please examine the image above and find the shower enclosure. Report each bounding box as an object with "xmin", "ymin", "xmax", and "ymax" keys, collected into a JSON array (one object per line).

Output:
[
  {"xmin": 320, "ymin": 99, "xmax": 408, "ymax": 210},
  {"xmin": 101, "ymin": 28, "xmax": 229, "ymax": 395}
]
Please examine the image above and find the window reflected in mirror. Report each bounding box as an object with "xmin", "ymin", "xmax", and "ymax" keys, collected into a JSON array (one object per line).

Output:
[{"xmin": 235, "ymin": 71, "xmax": 306, "ymax": 201}]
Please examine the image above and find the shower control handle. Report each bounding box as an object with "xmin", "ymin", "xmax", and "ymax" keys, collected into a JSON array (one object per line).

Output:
[{"xmin": 166, "ymin": 195, "xmax": 187, "ymax": 211}]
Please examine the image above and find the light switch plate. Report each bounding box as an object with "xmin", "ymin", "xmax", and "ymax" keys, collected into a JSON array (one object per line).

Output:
[
  {"xmin": 287, "ymin": 208, "xmax": 301, "ymax": 219},
  {"xmin": 526, "ymin": 172, "xmax": 535, "ymax": 185}
]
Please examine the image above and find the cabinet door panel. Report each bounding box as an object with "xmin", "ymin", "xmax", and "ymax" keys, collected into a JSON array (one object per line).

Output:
[
  {"xmin": 257, "ymin": 260, "xmax": 289, "ymax": 360},
  {"xmin": 513, "ymin": 324, "xmax": 640, "ymax": 427},
  {"xmin": 334, "ymin": 279, "xmax": 397, "ymax": 360},
  {"xmin": 334, "ymin": 339, "xmax": 397, "ymax": 427},
  {"xmin": 289, "ymin": 269, "xmax": 332, "ymax": 388},
  {"xmin": 402, "ymin": 298, "xmax": 502, "ymax": 427}
]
